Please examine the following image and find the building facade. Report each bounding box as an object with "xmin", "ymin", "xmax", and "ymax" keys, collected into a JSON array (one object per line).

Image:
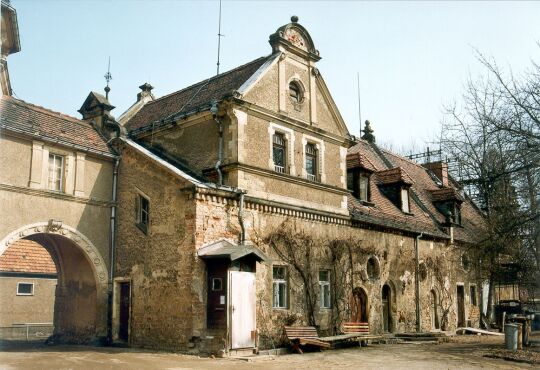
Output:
[{"xmin": 0, "ymin": 2, "xmax": 485, "ymax": 354}]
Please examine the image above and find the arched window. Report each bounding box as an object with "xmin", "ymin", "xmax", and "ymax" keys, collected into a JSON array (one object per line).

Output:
[{"xmin": 289, "ymin": 81, "xmax": 303, "ymax": 103}]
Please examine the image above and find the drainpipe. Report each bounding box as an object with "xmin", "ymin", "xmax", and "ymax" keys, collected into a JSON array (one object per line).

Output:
[
  {"xmin": 237, "ymin": 190, "xmax": 246, "ymax": 245},
  {"xmin": 210, "ymin": 101, "xmax": 223, "ymax": 186},
  {"xmin": 107, "ymin": 155, "xmax": 120, "ymax": 344},
  {"xmin": 415, "ymin": 232, "xmax": 423, "ymax": 333}
]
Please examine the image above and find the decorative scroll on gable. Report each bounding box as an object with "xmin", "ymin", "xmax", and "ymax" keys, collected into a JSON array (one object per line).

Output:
[{"xmin": 269, "ymin": 16, "xmax": 320, "ymax": 61}]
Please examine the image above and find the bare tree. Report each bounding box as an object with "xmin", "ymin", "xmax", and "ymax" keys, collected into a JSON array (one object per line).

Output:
[{"xmin": 440, "ymin": 48, "xmax": 540, "ymax": 321}]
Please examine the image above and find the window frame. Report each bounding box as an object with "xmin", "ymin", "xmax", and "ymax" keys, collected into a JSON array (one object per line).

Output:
[
  {"xmin": 272, "ymin": 265, "xmax": 288, "ymax": 309},
  {"xmin": 272, "ymin": 132, "xmax": 287, "ymax": 174},
  {"xmin": 17, "ymin": 282, "xmax": 34, "ymax": 296},
  {"xmin": 136, "ymin": 192, "xmax": 150, "ymax": 234},
  {"xmin": 319, "ymin": 270, "xmax": 331, "ymax": 309},
  {"xmin": 401, "ymin": 187, "xmax": 410, "ymax": 213},
  {"xmin": 305, "ymin": 142, "xmax": 318, "ymax": 182},
  {"xmin": 47, "ymin": 153, "xmax": 65, "ymax": 192}
]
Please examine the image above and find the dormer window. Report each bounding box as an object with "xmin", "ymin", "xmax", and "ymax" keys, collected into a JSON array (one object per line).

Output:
[
  {"xmin": 376, "ymin": 167, "xmax": 414, "ymax": 214},
  {"xmin": 347, "ymin": 169, "xmax": 371, "ymax": 203},
  {"xmin": 401, "ymin": 188, "xmax": 410, "ymax": 213},
  {"xmin": 273, "ymin": 133, "xmax": 287, "ymax": 173},
  {"xmin": 430, "ymin": 188, "xmax": 464, "ymax": 226}
]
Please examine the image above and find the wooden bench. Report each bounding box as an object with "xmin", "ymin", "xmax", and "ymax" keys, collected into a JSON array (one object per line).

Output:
[
  {"xmin": 341, "ymin": 322, "xmax": 382, "ymax": 346},
  {"xmin": 284, "ymin": 326, "xmax": 331, "ymax": 354}
]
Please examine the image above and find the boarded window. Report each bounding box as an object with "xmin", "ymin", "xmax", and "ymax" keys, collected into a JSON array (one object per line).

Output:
[{"xmin": 401, "ymin": 188, "xmax": 410, "ymax": 213}]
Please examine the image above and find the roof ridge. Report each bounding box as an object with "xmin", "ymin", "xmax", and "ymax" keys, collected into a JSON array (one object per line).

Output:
[
  {"xmin": 2, "ymin": 95, "xmax": 87, "ymax": 126},
  {"xmin": 147, "ymin": 55, "xmax": 269, "ymax": 105},
  {"xmin": 380, "ymin": 147, "xmax": 430, "ymax": 170}
]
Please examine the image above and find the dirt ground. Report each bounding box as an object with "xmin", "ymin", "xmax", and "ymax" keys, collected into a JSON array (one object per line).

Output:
[{"xmin": 0, "ymin": 334, "xmax": 538, "ymax": 370}]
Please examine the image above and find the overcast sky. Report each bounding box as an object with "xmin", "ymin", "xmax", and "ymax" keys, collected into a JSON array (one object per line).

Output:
[{"xmin": 8, "ymin": 0, "xmax": 540, "ymax": 152}]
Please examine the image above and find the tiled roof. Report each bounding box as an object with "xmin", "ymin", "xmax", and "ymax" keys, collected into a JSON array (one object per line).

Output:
[
  {"xmin": 0, "ymin": 239, "xmax": 57, "ymax": 274},
  {"xmin": 376, "ymin": 167, "xmax": 414, "ymax": 185},
  {"xmin": 347, "ymin": 139, "xmax": 486, "ymax": 243},
  {"xmin": 346, "ymin": 152, "xmax": 378, "ymax": 172},
  {"xmin": 125, "ymin": 56, "xmax": 271, "ymax": 133},
  {"xmin": 430, "ymin": 187, "xmax": 464, "ymax": 202},
  {"xmin": 0, "ymin": 95, "xmax": 113, "ymax": 155}
]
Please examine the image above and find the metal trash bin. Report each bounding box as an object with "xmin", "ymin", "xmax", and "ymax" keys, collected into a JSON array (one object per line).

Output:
[{"xmin": 504, "ymin": 323, "xmax": 518, "ymax": 350}]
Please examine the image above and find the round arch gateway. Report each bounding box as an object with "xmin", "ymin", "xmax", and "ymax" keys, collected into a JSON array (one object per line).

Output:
[{"xmin": 0, "ymin": 221, "xmax": 108, "ymax": 343}]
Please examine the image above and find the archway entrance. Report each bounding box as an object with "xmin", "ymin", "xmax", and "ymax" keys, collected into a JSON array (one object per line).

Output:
[
  {"xmin": 0, "ymin": 222, "xmax": 108, "ymax": 343},
  {"xmin": 382, "ymin": 284, "xmax": 393, "ymax": 333},
  {"xmin": 430, "ymin": 289, "xmax": 440, "ymax": 330},
  {"xmin": 350, "ymin": 287, "xmax": 368, "ymax": 322}
]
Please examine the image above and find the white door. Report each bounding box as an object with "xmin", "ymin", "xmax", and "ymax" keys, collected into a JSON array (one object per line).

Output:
[{"xmin": 230, "ymin": 271, "xmax": 256, "ymax": 349}]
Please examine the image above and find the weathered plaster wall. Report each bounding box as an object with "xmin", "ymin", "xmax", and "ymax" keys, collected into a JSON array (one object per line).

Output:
[
  {"xmin": 115, "ymin": 144, "xmax": 200, "ymax": 350},
  {"xmin": 0, "ymin": 134, "xmax": 31, "ymax": 187},
  {"xmin": 0, "ymin": 276, "xmax": 57, "ymax": 326}
]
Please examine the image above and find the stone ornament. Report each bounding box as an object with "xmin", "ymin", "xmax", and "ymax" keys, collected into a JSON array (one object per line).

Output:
[{"xmin": 0, "ymin": 222, "xmax": 109, "ymax": 286}]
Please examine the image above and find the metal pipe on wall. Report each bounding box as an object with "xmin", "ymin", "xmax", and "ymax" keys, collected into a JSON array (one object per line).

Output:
[{"xmin": 415, "ymin": 232, "xmax": 423, "ymax": 333}]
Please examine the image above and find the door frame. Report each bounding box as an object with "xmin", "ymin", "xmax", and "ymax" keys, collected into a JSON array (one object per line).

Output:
[
  {"xmin": 112, "ymin": 277, "xmax": 132, "ymax": 343},
  {"xmin": 456, "ymin": 284, "xmax": 466, "ymax": 327}
]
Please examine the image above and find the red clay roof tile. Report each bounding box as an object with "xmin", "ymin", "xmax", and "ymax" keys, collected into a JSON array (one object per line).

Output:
[{"xmin": 0, "ymin": 239, "xmax": 57, "ymax": 274}]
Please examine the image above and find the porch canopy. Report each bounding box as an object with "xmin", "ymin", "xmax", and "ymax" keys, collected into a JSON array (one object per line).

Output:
[{"xmin": 197, "ymin": 239, "xmax": 269, "ymax": 263}]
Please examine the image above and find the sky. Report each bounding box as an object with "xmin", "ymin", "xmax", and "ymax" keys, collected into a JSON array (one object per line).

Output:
[{"xmin": 8, "ymin": 0, "xmax": 540, "ymax": 152}]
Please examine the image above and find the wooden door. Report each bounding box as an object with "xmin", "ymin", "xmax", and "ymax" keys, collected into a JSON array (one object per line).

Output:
[
  {"xmin": 350, "ymin": 288, "xmax": 368, "ymax": 322},
  {"xmin": 207, "ymin": 260, "xmax": 228, "ymax": 330},
  {"xmin": 230, "ymin": 271, "xmax": 256, "ymax": 349},
  {"xmin": 431, "ymin": 290, "xmax": 439, "ymax": 329},
  {"xmin": 382, "ymin": 285, "xmax": 391, "ymax": 332},
  {"xmin": 457, "ymin": 285, "xmax": 465, "ymax": 327},
  {"xmin": 119, "ymin": 282, "xmax": 130, "ymax": 341}
]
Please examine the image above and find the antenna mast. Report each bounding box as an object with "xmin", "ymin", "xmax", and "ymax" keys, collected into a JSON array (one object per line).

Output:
[
  {"xmin": 216, "ymin": 0, "xmax": 224, "ymax": 75},
  {"xmin": 104, "ymin": 57, "xmax": 112, "ymax": 99},
  {"xmin": 357, "ymin": 72, "xmax": 362, "ymax": 136}
]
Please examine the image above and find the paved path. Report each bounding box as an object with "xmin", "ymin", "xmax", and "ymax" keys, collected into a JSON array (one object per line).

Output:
[{"xmin": 0, "ymin": 338, "xmax": 536, "ymax": 370}]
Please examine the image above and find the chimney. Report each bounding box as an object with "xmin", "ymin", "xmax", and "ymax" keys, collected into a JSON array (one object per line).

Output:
[
  {"xmin": 1, "ymin": 0, "xmax": 21, "ymax": 96},
  {"xmin": 423, "ymin": 161, "xmax": 449, "ymax": 186},
  {"xmin": 137, "ymin": 83, "xmax": 154, "ymax": 102}
]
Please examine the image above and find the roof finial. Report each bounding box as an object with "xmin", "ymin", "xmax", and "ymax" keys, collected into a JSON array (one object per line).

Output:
[
  {"xmin": 104, "ymin": 56, "xmax": 112, "ymax": 100},
  {"xmin": 291, "ymin": 15, "xmax": 299, "ymax": 23},
  {"xmin": 361, "ymin": 120, "xmax": 375, "ymax": 143}
]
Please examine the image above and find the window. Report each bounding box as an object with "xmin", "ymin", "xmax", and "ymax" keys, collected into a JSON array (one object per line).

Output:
[
  {"xmin": 359, "ymin": 174, "xmax": 369, "ymax": 202},
  {"xmin": 470, "ymin": 285, "xmax": 477, "ymax": 306},
  {"xmin": 348, "ymin": 170, "xmax": 371, "ymax": 202},
  {"xmin": 212, "ymin": 278, "xmax": 222, "ymax": 291},
  {"xmin": 305, "ymin": 143, "xmax": 318, "ymax": 181},
  {"xmin": 401, "ymin": 188, "xmax": 410, "ymax": 213},
  {"xmin": 461, "ymin": 254, "xmax": 470, "ymax": 271},
  {"xmin": 289, "ymin": 81, "xmax": 303, "ymax": 104},
  {"xmin": 48, "ymin": 154, "xmax": 64, "ymax": 192},
  {"xmin": 272, "ymin": 266, "xmax": 287, "ymax": 309},
  {"xmin": 273, "ymin": 133, "xmax": 287, "ymax": 173},
  {"xmin": 366, "ymin": 256, "xmax": 380, "ymax": 280},
  {"xmin": 136, "ymin": 194, "xmax": 150, "ymax": 234},
  {"xmin": 17, "ymin": 282, "xmax": 34, "ymax": 296},
  {"xmin": 319, "ymin": 270, "xmax": 331, "ymax": 309}
]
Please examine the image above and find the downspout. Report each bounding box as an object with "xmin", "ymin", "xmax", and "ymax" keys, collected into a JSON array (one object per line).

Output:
[
  {"xmin": 107, "ymin": 147, "xmax": 120, "ymax": 344},
  {"xmin": 238, "ymin": 190, "xmax": 246, "ymax": 245},
  {"xmin": 211, "ymin": 101, "xmax": 223, "ymax": 186},
  {"xmin": 415, "ymin": 232, "xmax": 423, "ymax": 333}
]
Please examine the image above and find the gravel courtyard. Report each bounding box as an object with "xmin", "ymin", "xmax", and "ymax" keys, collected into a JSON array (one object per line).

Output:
[{"xmin": 1, "ymin": 335, "xmax": 538, "ymax": 370}]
